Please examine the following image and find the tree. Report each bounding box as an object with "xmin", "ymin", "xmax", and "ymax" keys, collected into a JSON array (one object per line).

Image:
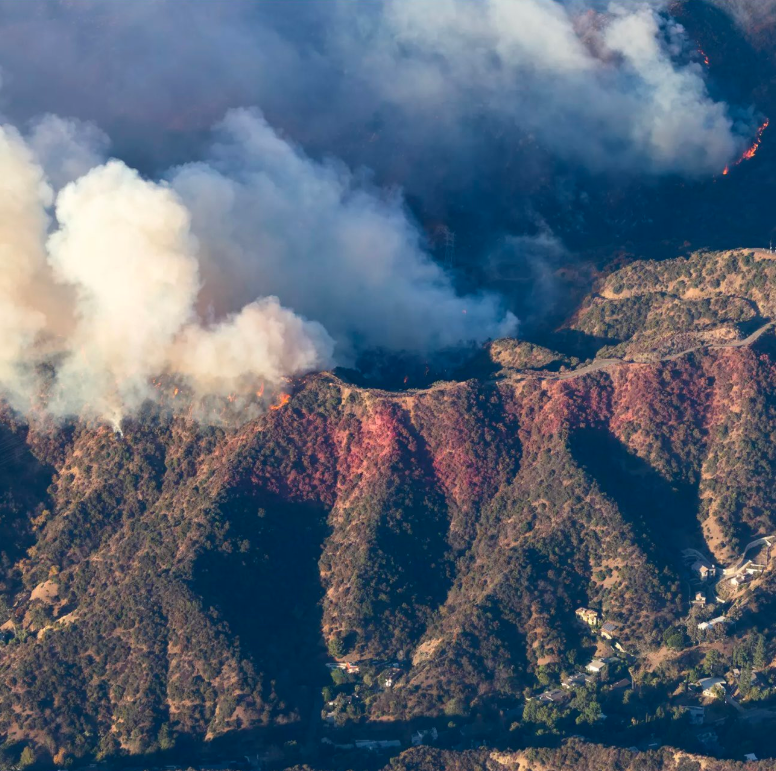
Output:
[
  {"xmin": 703, "ymin": 649, "xmax": 723, "ymax": 676},
  {"xmin": 739, "ymin": 666, "xmax": 753, "ymax": 699},
  {"xmin": 327, "ymin": 634, "xmax": 345, "ymax": 658},
  {"xmin": 754, "ymin": 634, "xmax": 767, "ymax": 669},
  {"xmin": 329, "ymin": 668, "xmax": 346, "ymax": 686},
  {"xmin": 662, "ymin": 626, "xmax": 686, "ymax": 650},
  {"xmin": 18, "ymin": 746, "xmax": 35, "ymax": 769},
  {"xmin": 158, "ymin": 722, "xmax": 174, "ymax": 751}
]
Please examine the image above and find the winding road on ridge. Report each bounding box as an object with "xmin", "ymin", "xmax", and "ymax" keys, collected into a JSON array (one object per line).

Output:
[{"xmin": 550, "ymin": 319, "xmax": 775, "ymax": 382}]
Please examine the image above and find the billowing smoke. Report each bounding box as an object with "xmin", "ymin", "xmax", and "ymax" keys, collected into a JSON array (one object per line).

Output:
[
  {"xmin": 0, "ymin": 0, "xmax": 768, "ymax": 426},
  {"xmin": 0, "ymin": 110, "xmax": 514, "ymax": 426},
  {"xmin": 44, "ymin": 160, "xmax": 334, "ymax": 423},
  {"xmin": 329, "ymin": 0, "xmax": 747, "ymax": 176},
  {"xmin": 0, "ymin": 0, "xmax": 761, "ymax": 311},
  {"xmin": 0, "ymin": 1, "xmax": 752, "ymax": 177},
  {"xmin": 170, "ymin": 109, "xmax": 515, "ymax": 358},
  {"xmin": 0, "ymin": 126, "xmax": 53, "ymax": 406},
  {"xmin": 26, "ymin": 114, "xmax": 109, "ymax": 191},
  {"xmin": 705, "ymin": 0, "xmax": 776, "ymax": 33}
]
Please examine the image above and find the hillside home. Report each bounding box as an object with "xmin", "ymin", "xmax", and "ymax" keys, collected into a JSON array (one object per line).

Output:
[
  {"xmin": 562, "ymin": 673, "xmax": 590, "ymax": 689},
  {"xmin": 697, "ymin": 616, "xmax": 729, "ymax": 631},
  {"xmin": 538, "ymin": 689, "xmax": 567, "ymax": 704},
  {"xmin": 575, "ymin": 607, "xmax": 600, "ymax": 626},
  {"xmin": 692, "ymin": 561, "xmax": 716, "ymax": 581},
  {"xmin": 601, "ymin": 622, "xmax": 617, "ymax": 639},
  {"xmin": 326, "ymin": 662, "xmax": 361, "ymax": 675},
  {"xmin": 586, "ymin": 659, "xmax": 607, "ymax": 674},
  {"xmin": 697, "ymin": 676, "xmax": 726, "ymax": 697}
]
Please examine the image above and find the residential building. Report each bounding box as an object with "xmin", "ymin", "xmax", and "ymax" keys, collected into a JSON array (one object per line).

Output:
[
  {"xmin": 696, "ymin": 676, "xmax": 726, "ymax": 697},
  {"xmin": 691, "ymin": 561, "xmax": 716, "ymax": 581},
  {"xmin": 326, "ymin": 662, "xmax": 360, "ymax": 674},
  {"xmin": 586, "ymin": 659, "xmax": 607, "ymax": 674},
  {"xmin": 538, "ymin": 689, "xmax": 567, "ymax": 704},
  {"xmin": 697, "ymin": 616, "xmax": 729, "ymax": 631},
  {"xmin": 575, "ymin": 607, "xmax": 600, "ymax": 626},
  {"xmin": 691, "ymin": 592, "xmax": 707, "ymax": 606},
  {"xmin": 562, "ymin": 673, "xmax": 589, "ymax": 689},
  {"xmin": 601, "ymin": 622, "xmax": 617, "ymax": 639}
]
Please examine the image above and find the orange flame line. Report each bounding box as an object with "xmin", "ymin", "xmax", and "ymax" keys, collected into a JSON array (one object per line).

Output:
[
  {"xmin": 269, "ymin": 393, "xmax": 291, "ymax": 411},
  {"xmin": 720, "ymin": 118, "xmax": 769, "ymax": 176}
]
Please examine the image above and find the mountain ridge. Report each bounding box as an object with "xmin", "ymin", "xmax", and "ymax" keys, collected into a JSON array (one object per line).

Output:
[{"xmin": 2, "ymin": 250, "xmax": 776, "ymax": 766}]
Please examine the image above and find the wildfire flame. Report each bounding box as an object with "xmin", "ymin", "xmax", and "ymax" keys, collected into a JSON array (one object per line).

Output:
[
  {"xmin": 269, "ymin": 393, "xmax": 291, "ymax": 411},
  {"xmin": 697, "ymin": 47, "xmax": 710, "ymax": 67},
  {"xmin": 741, "ymin": 118, "xmax": 769, "ymax": 161},
  {"xmin": 721, "ymin": 118, "xmax": 769, "ymax": 176}
]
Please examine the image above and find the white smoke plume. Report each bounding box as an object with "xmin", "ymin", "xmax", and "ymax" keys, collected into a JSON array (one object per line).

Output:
[
  {"xmin": 170, "ymin": 109, "xmax": 516, "ymax": 359},
  {"xmin": 0, "ymin": 125, "xmax": 54, "ymax": 410},
  {"xmin": 0, "ymin": 110, "xmax": 514, "ymax": 426}
]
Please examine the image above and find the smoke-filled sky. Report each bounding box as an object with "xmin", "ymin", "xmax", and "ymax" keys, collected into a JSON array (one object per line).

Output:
[{"xmin": 0, "ymin": 0, "xmax": 769, "ymax": 425}]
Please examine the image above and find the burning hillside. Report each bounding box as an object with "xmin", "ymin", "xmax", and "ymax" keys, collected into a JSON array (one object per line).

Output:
[{"xmin": 723, "ymin": 117, "xmax": 769, "ymax": 174}]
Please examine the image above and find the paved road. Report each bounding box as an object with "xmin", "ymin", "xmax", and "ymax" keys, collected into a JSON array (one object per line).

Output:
[
  {"xmin": 548, "ymin": 320, "xmax": 774, "ymax": 383},
  {"xmin": 721, "ymin": 535, "xmax": 775, "ymax": 578}
]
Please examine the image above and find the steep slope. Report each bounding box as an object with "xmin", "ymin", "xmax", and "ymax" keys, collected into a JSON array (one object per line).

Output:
[
  {"xmin": 3, "ymin": 251, "xmax": 776, "ymax": 764},
  {"xmin": 368, "ymin": 742, "xmax": 770, "ymax": 771}
]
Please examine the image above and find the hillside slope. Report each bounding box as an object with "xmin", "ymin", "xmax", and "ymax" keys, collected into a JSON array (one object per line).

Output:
[{"xmin": 2, "ymin": 251, "xmax": 776, "ymax": 765}]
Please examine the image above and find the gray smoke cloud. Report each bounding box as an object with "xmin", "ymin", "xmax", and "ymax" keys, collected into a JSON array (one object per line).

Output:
[
  {"xmin": 0, "ymin": 110, "xmax": 514, "ymax": 427},
  {"xmin": 26, "ymin": 114, "xmax": 109, "ymax": 191},
  {"xmin": 325, "ymin": 0, "xmax": 747, "ymax": 176},
  {"xmin": 705, "ymin": 0, "xmax": 776, "ymax": 33},
  {"xmin": 0, "ymin": 0, "xmax": 754, "ymax": 178}
]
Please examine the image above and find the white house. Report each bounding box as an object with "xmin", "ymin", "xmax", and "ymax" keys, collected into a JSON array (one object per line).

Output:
[
  {"xmin": 698, "ymin": 616, "xmax": 729, "ymax": 631},
  {"xmin": 586, "ymin": 659, "xmax": 607, "ymax": 674},
  {"xmin": 697, "ymin": 676, "xmax": 726, "ymax": 697}
]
